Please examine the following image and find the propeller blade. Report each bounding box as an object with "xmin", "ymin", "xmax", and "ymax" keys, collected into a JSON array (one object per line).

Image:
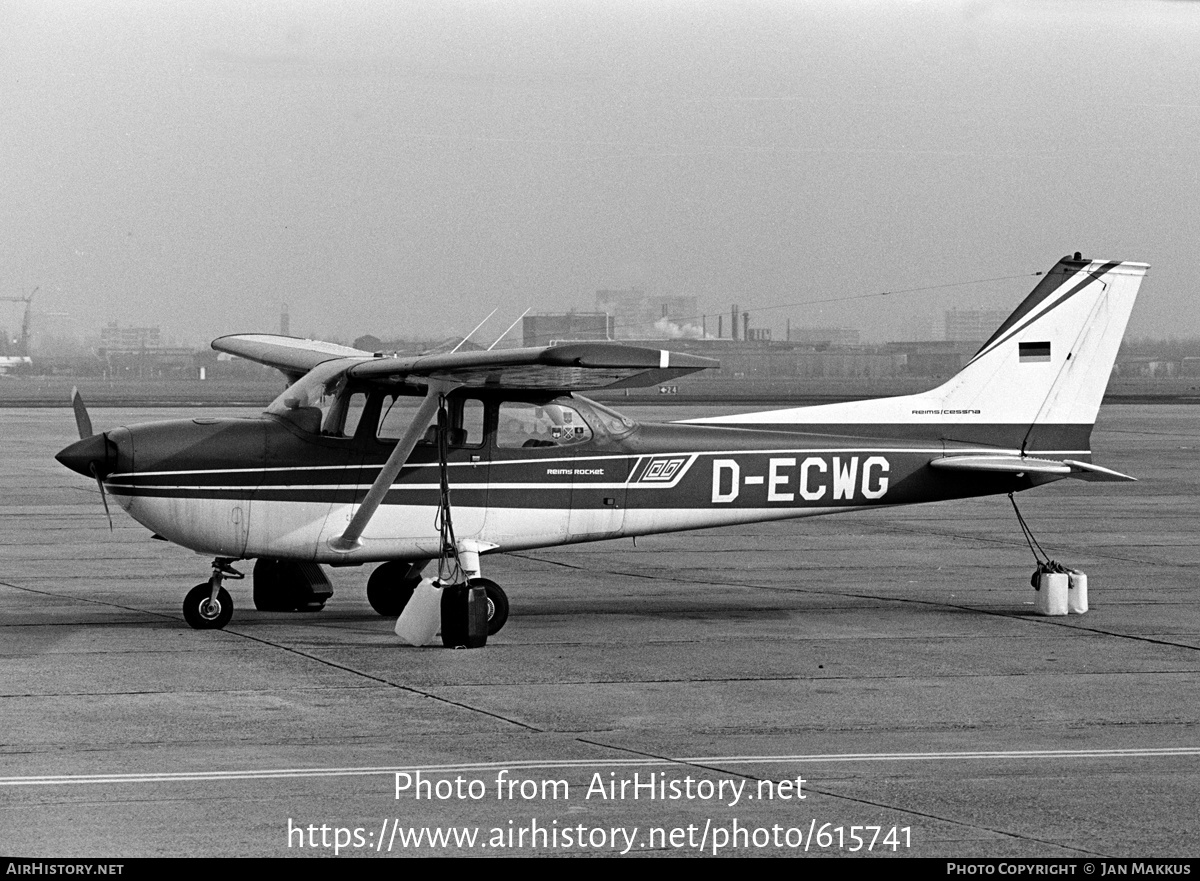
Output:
[
  {"xmin": 89, "ymin": 462, "xmax": 113, "ymax": 531},
  {"xmin": 71, "ymin": 387, "xmax": 93, "ymax": 439}
]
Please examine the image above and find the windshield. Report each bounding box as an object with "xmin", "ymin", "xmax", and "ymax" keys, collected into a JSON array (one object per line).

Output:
[
  {"xmin": 265, "ymin": 361, "xmax": 350, "ymax": 432},
  {"xmin": 572, "ymin": 395, "xmax": 637, "ymax": 438}
]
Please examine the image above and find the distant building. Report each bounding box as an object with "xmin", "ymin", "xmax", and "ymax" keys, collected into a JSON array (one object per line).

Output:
[
  {"xmin": 595, "ymin": 289, "xmax": 700, "ymax": 339},
  {"xmin": 944, "ymin": 308, "xmax": 1010, "ymax": 342},
  {"xmin": 99, "ymin": 323, "xmax": 161, "ymax": 352},
  {"xmin": 614, "ymin": 337, "xmax": 905, "ymax": 381},
  {"xmin": 522, "ymin": 312, "xmax": 612, "ymax": 347},
  {"xmin": 1114, "ymin": 356, "xmax": 1178, "ymax": 378},
  {"xmin": 885, "ymin": 340, "xmax": 979, "ymax": 376},
  {"xmin": 353, "ymin": 334, "xmax": 383, "ymax": 352},
  {"xmin": 786, "ymin": 326, "xmax": 861, "ymax": 347}
]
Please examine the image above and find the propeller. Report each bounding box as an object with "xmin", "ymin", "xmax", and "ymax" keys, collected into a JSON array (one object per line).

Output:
[
  {"xmin": 71, "ymin": 386, "xmax": 93, "ymax": 440},
  {"xmin": 59, "ymin": 388, "xmax": 113, "ymax": 530},
  {"xmin": 90, "ymin": 461, "xmax": 113, "ymax": 531}
]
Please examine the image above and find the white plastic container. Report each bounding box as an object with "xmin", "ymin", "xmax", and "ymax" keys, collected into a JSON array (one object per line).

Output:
[
  {"xmin": 395, "ymin": 578, "xmax": 443, "ymax": 645},
  {"xmin": 1067, "ymin": 570, "xmax": 1088, "ymax": 614},
  {"xmin": 1035, "ymin": 571, "xmax": 1069, "ymax": 616}
]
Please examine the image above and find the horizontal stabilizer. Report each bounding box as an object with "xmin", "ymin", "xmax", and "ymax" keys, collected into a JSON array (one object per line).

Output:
[
  {"xmin": 930, "ymin": 455, "xmax": 1134, "ymax": 482},
  {"xmin": 1060, "ymin": 459, "xmax": 1137, "ymax": 482}
]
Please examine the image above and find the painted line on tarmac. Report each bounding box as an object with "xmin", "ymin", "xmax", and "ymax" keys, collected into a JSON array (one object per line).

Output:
[{"xmin": 4, "ymin": 746, "xmax": 1199, "ymax": 787}]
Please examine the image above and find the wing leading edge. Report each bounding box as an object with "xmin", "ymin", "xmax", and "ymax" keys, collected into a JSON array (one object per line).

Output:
[
  {"xmin": 212, "ymin": 334, "xmax": 374, "ymax": 382},
  {"xmin": 213, "ymin": 334, "xmax": 718, "ymax": 391}
]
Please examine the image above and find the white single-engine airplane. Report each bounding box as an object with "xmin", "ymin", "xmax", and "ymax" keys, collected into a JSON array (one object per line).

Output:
[{"xmin": 57, "ymin": 254, "xmax": 1147, "ymax": 632}]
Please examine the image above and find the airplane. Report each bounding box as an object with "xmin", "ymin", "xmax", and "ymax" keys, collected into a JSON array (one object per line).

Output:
[{"xmin": 56, "ymin": 254, "xmax": 1147, "ymax": 633}]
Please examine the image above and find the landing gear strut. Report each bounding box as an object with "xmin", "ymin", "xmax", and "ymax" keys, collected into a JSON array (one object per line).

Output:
[
  {"xmin": 183, "ymin": 559, "xmax": 241, "ymax": 630},
  {"xmin": 362, "ymin": 393, "xmax": 513, "ymax": 639}
]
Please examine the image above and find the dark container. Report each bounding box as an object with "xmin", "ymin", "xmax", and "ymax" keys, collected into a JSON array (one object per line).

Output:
[{"xmin": 440, "ymin": 583, "xmax": 488, "ymax": 648}]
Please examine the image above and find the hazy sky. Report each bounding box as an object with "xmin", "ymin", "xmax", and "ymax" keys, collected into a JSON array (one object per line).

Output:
[{"xmin": 3, "ymin": 0, "xmax": 1198, "ymax": 346}]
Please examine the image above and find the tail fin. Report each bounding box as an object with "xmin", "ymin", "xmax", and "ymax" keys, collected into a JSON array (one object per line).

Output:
[
  {"xmin": 928, "ymin": 255, "xmax": 1147, "ymax": 440},
  {"xmin": 691, "ymin": 255, "xmax": 1148, "ymax": 452}
]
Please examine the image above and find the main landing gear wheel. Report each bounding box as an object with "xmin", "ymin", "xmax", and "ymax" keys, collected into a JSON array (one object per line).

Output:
[
  {"xmin": 184, "ymin": 583, "xmax": 233, "ymax": 630},
  {"xmin": 253, "ymin": 559, "xmax": 293, "ymax": 611},
  {"xmin": 252, "ymin": 559, "xmax": 332, "ymax": 612},
  {"xmin": 367, "ymin": 561, "xmax": 422, "ymax": 617},
  {"xmin": 468, "ymin": 578, "xmax": 508, "ymax": 635}
]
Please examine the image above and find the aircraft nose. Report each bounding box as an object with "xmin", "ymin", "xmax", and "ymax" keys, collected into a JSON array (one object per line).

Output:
[{"xmin": 56, "ymin": 432, "xmax": 117, "ymax": 478}]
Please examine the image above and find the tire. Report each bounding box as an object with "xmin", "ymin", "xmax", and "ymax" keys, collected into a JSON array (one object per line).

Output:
[
  {"xmin": 468, "ymin": 577, "xmax": 508, "ymax": 635},
  {"xmin": 254, "ymin": 559, "xmax": 332, "ymax": 612},
  {"xmin": 184, "ymin": 582, "xmax": 233, "ymax": 630},
  {"xmin": 367, "ymin": 561, "xmax": 420, "ymax": 617},
  {"xmin": 252, "ymin": 559, "xmax": 294, "ymax": 611}
]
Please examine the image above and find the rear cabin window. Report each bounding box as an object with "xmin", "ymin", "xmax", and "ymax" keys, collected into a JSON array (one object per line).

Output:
[{"xmin": 377, "ymin": 394, "xmax": 484, "ymax": 448}]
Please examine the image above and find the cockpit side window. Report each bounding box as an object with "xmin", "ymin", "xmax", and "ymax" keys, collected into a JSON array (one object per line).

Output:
[
  {"xmin": 377, "ymin": 393, "xmax": 421, "ymax": 440},
  {"xmin": 459, "ymin": 398, "xmax": 484, "ymax": 447}
]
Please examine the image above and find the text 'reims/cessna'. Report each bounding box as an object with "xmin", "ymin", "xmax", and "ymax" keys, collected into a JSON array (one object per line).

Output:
[{"xmin": 57, "ymin": 255, "xmax": 1147, "ymax": 632}]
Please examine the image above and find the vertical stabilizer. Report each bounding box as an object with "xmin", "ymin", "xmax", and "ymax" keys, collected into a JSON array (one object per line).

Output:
[
  {"xmin": 687, "ymin": 255, "xmax": 1148, "ymax": 451},
  {"xmin": 936, "ymin": 256, "xmax": 1147, "ymax": 430}
]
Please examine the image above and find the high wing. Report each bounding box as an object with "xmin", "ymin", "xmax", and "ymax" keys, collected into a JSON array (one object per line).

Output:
[
  {"xmin": 346, "ymin": 341, "xmax": 717, "ymax": 390},
  {"xmin": 213, "ymin": 334, "xmax": 718, "ymax": 391},
  {"xmin": 212, "ymin": 334, "xmax": 374, "ymax": 382}
]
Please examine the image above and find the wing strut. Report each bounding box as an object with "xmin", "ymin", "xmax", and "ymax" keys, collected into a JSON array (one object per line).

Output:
[{"xmin": 329, "ymin": 379, "xmax": 461, "ymax": 552}]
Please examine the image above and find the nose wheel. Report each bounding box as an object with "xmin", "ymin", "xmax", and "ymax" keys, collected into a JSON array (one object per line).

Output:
[
  {"xmin": 184, "ymin": 583, "xmax": 233, "ymax": 629},
  {"xmin": 183, "ymin": 559, "xmax": 241, "ymax": 630}
]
